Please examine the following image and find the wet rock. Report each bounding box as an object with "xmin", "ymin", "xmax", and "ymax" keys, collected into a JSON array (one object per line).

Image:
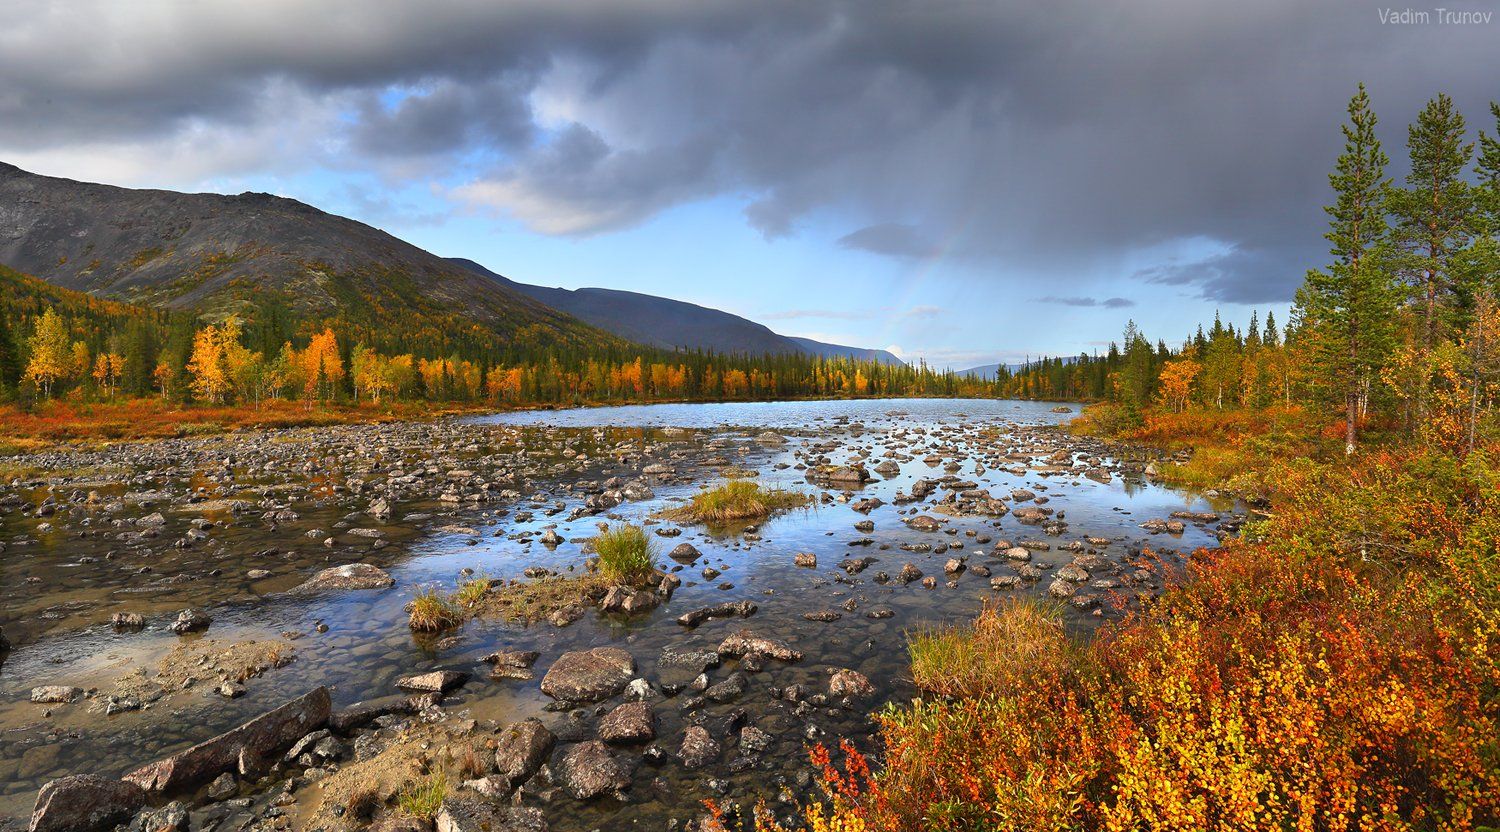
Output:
[
  {"xmin": 599, "ymin": 701, "xmax": 656, "ymax": 744},
  {"xmin": 678, "ymin": 726, "xmax": 720, "ymax": 769},
  {"xmin": 905, "ymin": 515, "xmax": 942, "ymax": 532},
  {"xmin": 30, "ymin": 685, "xmax": 83, "ymax": 704},
  {"xmin": 285, "ymin": 563, "xmax": 395, "ymax": 594},
  {"xmin": 897, "ymin": 563, "xmax": 923, "ymax": 584},
  {"xmin": 838, "ymin": 556, "xmax": 876, "ymax": 575},
  {"xmin": 1047, "ymin": 579, "xmax": 1077, "ymax": 599},
  {"xmin": 495, "ymin": 719, "xmax": 555, "ymax": 785},
  {"xmin": 29, "ymin": 775, "xmax": 145, "ymax": 832},
  {"xmin": 485, "ymin": 649, "xmax": 540, "ymax": 680},
  {"xmin": 704, "ymin": 672, "xmax": 749, "ymax": 703},
  {"xmin": 557, "ymin": 740, "xmax": 630, "ymax": 799},
  {"xmin": 802, "ymin": 610, "xmax": 842, "ymax": 622},
  {"xmin": 676, "ymin": 600, "xmax": 757, "ymax": 628},
  {"xmin": 668, "ymin": 543, "xmax": 701, "ymax": 563},
  {"xmin": 740, "ymin": 725, "xmax": 773, "ymax": 753},
  {"xmin": 600, "ymin": 585, "xmax": 661, "ymax": 615},
  {"xmin": 123, "ymin": 686, "xmax": 331, "ymax": 793},
  {"xmin": 829, "ymin": 669, "xmax": 874, "ymax": 698},
  {"xmin": 111, "ymin": 612, "xmax": 146, "ymax": 631},
  {"xmin": 793, "ymin": 552, "xmax": 817, "ymax": 568},
  {"xmin": 717, "ymin": 630, "xmax": 802, "ymax": 663},
  {"xmin": 396, "ymin": 670, "xmax": 469, "ymax": 694},
  {"xmin": 541, "ymin": 647, "xmax": 635, "ymax": 702},
  {"xmin": 128, "ymin": 802, "xmax": 189, "ymax": 832},
  {"xmin": 168, "ymin": 608, "xmax": 212, "ymax": 634},
  {"xmin": 436, "ymin": 797, "xmax": 547, "ymax": 832},
  {"xmin": 991, "ymin": 576, "xmax": 1022, "ymax": 590}
]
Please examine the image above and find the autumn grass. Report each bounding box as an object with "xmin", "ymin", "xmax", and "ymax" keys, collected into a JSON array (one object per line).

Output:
[
  {"xmin": 396, "ymin": 771, "xmax": 447, "ymax": 819},
  {"xmin": 593, "ymin": 524, "xmax": 657, "ymax": 585},
  {"xmin": 407, "ymin": 588, "xmax": 463, "ymax": 632},
  {"xmin": 450, "ymin": 576, "xmax": 492, "ymax": 609},
  {"xmin": 908, "ymin": 599, "xmax": 1079, "ymax": 699},
  {"xmin": 661, "ymin": 479, "xmax": 809, "ymax": 524}
]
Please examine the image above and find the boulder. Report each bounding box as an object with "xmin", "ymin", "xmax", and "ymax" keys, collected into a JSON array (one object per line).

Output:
[
  {"xmin": 540, "ymin": 647, "xmax": 635, "ymax": 702},
  {"xmin": 436, "ymin": 798, "xmax": 547, "ymax": 832},
  {"xmin": 598, "ymin": 701, "xmax": 656, "ymax": 744},
  {"xmin": 30, "ymin": 686, "xmax": 83, "ymax": 704},
  {"xmin": 285, "ymin": 563, "xmax": 394, "ymax": 594},
  {"xmin": 557, "ymin": 740, "xmax": 630, "ymax": 799},
  {"xmin": 716, "ymin": 630, "xmax": 802, "ymax": 663},
  {"xmin": 599, "ymin": 585, "xmax": 661, "ymax": 615},
  {"xmin": 829, "ymin": 669, "xmax": 874, "ymax": 698},
  {"xmin": 494, "ymin": 719, "xmax": 555, "ymax": 785},
  {"xmin": 678, "ymin": 726, "xmax": 720, "ymax": 769},
  {"xmin": 904, "ymin": 515, "xmax": 942, "ymax": 532},
  {"xmin": 29, "ymin": 775, "xmax": 145, "ymax": 832},
  {"xmin": 123, "ymin": 686, "xmax": 331, "ymax": 793},
  {"xmin": 168, "ymin": 608, "xmax": 212, "ymax": 635}
]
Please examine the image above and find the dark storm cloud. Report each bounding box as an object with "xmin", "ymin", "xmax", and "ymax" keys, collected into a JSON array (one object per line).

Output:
[
  {"xmin": 2, "ymin": 0, "xmax": 1496, "ymax": 302},
  {"xmin": 837, "ymin": 223, "xmax": 935, "ymax": 258}
]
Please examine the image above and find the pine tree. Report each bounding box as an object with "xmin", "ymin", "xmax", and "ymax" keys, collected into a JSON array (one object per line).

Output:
[
  {"xmin": 0, "ymin": 306, "xmax": 20, "ymax": 397},
  {"xmin": 1295, "ymin": 85, "xmax": 1400, "ymax": 453},
  {"xmin": 1390, "ymin": 93, "xmax": 1476, "ymax": 348}
]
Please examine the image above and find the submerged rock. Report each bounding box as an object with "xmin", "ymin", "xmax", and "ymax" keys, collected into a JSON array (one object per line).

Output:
[
  {"xmin": 557, "ymin": 740, "xmax": 630, "ymax": 799},
  {"xmin": 285, "ymin": 563, "xmax": 395, "ymax": 594}
]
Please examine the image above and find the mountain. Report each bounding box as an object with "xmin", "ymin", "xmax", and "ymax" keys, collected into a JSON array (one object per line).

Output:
[
  {"xmin": 785, "ymin": 336, "xmax": 903, "ymax": 366},
  {"xmin": 0, "ymin": 162, "xmax": 621, "ymax": 354},
  {"xmin": 449, "ymin": 258, "xmax": 799, "ymax": 355},
  {"xmin": 449, "ymin": 258, "xmax": 905, "ymax": 365}
]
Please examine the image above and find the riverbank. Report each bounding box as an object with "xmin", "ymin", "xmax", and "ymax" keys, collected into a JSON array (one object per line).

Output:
[
  {"xmin": 0, "ymin": 398, "xmax": 1229, "ymax": 832},
  {"xmin": 764, "ymin": 407, "xmax": 1500, "ymax": 832}
]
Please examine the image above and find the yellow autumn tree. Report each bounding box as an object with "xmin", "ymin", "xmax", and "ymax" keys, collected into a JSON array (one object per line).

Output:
[
  {"xmin": 1156, "ymin": 354, "xmax": 1202, "ymax": 413},
  {"xmin": 300, "ymin": 327, "xmax": 343, "ymax": 405},
  {"xmin": 188, "ymin": 321, "xmax": 231, "ymax": 404},
  {"xmin": 25, "ymin": 309, "xmax": 74, "ymax": 399}
]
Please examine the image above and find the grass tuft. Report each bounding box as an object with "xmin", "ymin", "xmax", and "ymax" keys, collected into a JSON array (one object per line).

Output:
[
  {"xmin": 450, "ymin": 577, "xmax": 492, "ymax": 608},
  {"xmin": 396, "ymin": 771, "xmax": 447, "ymax": 819},
  {"xmin": 593, "ymin": 524, "xmax": 656, "ymax": 585},
  {"xmin": 662, "ymin": 479, "xmax": 809, "ymax": 524},
  {"xmin": 407, "ymin": 588, "xmax": 463, "ymax": 632},
  {"xmin": 908, "ymin": 599, "xmax": 1078, "ymax": 699}
]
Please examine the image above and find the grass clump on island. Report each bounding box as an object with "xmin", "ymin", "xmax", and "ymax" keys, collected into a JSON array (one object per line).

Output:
[
  {"xmin": 593, "ymin": 523, "xmax": 658, "ymax": 585},
  {"xmin": 407, "ymin": 588, "xmax": 464, "ymax": 632},
  {"xmin": 662, "ymin": 479, "xmax": 809, "ymax": 524}
]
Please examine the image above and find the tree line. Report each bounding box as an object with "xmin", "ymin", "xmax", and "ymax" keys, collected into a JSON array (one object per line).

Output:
[
  {"xmin": 2, "ymin": 294, "xmax": 1005, "ymax": 409},
  {"xmin": 1001, "ymin": 86, "xmax": 1500, "ymax": 456}
]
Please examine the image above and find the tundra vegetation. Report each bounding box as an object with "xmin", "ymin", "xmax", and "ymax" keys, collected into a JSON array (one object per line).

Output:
[{"xmin": 739, "ymin": 86, "xmax": 1500, "ymax": 832}]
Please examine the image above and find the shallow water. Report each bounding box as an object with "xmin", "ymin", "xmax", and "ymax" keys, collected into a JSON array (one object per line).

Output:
[{"xmin": 0, "ymin": 398, "xmax": 1233, "ymax": 828}]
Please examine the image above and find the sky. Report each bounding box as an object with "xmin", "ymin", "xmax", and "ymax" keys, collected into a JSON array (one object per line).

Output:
[{"xmin": 1, "ymin": 1, "xmax": 1497, "ymax": 369}]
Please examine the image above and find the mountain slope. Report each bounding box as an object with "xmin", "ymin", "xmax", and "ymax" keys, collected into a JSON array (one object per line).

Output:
[
  {"xmin": 450, "ymin": 258, "xmax": 905, "ymax": 364},
  {"xmin": 0, "ymin": 163, "xmax": 621, "ymax": 353},
  {"xmin": 785, "ymin": 336, "xmax": 903, "ymax": 366}
]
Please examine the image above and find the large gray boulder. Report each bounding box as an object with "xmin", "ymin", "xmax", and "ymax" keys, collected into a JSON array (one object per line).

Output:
[
  {"xmin": 540, "ymin": 647, "xmax": 634, "ymax": 702},
  {"xmin": 29, "ymin": 775, "xmax": 145, "ymax": 832}
]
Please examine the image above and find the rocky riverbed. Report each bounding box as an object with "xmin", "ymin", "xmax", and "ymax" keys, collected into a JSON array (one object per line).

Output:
[{"xmin": 0, "ymin": 398, "xmax": 1238, "ymax": 832}]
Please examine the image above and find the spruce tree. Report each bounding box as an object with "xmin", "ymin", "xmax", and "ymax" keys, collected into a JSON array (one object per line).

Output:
[{"xmin": 1296, "ymin": 84, "xmax": 1400, "ymax": 453}]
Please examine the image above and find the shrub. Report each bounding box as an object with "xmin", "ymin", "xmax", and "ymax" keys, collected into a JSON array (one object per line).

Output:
[
  {"xmin": 593, "ymin": 524, "xmax": 656, "ymax": 585},
  {"xmin": 407, "ymin": 589, "xmax": 462, "ymax": 632},
  {"xmin": 763, "ymin": 445, "xmax": 1500, "ymax": 832},
  {"xmin": 664, "ymin": 479, "xmax": 808, "ymax": 524}
]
